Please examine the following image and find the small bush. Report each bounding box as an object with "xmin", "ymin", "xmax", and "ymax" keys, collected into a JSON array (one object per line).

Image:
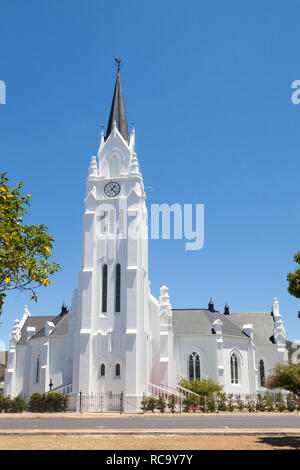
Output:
[
  {"xmin": 156, "ymin": 396, "xmax": 167, "ymax": 413},
  {"xmin": 167, "ymin": 394, "xmax": 176, "ymax": 413},
  {"xmin": 0, "ymin": 396, "xmax": 12, "ymax": 413},
  {"xmin": 10, "ymin": 396, "xmax": 27, "ymax": 413},
  {"xmin": 198, "ymin": 396, "xmax": 207, "ymax": 413},
  {"xmin": 182, "ymin": 394, "xmax": 198, "ymax": 412},
  {"xmin": 274, "ymin": 392, "xmax": 286, "ymax": 412},
  {"xmin": 179, "ymin": 378, "xmax": 222, "ymax": 396},
  {"xmin": 207, "ymin": 395, "xmax": 216, "ymax": 413},
  {"xmin": 256, "ymin": 393, "xmax": 266, "ymax": 412},
  {"xmin": 245, "ymin": 395, "xmax": 256, "ymax": 413},
  {"xmin": 263, "ymin": 391, "xmax": 275, "ymax": 412},
  {"xmin": 28, "ymin": 392, "xmax": 68, "ymax": 413},
  {"xmin": 227, "ymin": 394, "xmax": 234, "ymax": 412},
  {"xmin": 286, "ymin": 393, "xmax": 296, "ymax": 412},
  {"xmin": 146, "ymin": 397, "xmax": 157, "ymax": 413},
  {"xmin": 216, "ymin": 392, "xmax": 227, "ymax": 411},
  {"xmin": 235, "ymin": 394, "xmax": 244, "ymax": 411}
]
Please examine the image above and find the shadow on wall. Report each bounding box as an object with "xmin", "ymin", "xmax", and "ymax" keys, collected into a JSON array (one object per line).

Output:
[{"xmin": 257, "ymin": 436, "xmax": 300, "ymax": 450}]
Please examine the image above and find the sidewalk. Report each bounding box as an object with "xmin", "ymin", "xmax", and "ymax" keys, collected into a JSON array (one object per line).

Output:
[
  {"xmin": 0, "ymin": 428, "xmax": 299, "ymax": 436},
  {"xmin": 0, "ymin": 411, "xmax": 299, "ymax": 418}
]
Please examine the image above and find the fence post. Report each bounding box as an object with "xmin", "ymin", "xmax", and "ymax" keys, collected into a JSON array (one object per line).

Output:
[
  {"xmin": 79, "ymin": 391, "xmax": 82, "ymax": 414},
  {"xmin": 120, "ymin": 391, "xmax": 124, "ymax": 414}
]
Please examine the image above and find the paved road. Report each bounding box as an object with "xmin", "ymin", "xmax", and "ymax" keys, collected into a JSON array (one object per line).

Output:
[{"xmin": 0, "ymin": 415, "xmax": 299, "ymax": 430}]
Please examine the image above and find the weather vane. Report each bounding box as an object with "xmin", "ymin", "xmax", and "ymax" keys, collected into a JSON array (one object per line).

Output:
[{"xmin": 115, "ymin": 58, "xmax": 122, "ymax": 72}]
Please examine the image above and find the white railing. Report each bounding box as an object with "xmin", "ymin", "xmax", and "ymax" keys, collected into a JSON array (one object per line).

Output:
[{"xmin": 51, "ymin": 383, "xmax": 72, "ymax": 395}]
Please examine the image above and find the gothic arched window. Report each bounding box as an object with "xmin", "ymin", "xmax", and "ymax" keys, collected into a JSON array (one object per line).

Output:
[
  {"xmin": 35, "ymin": 356, "xmax": 40, "ymax": 383},
  {"xmin": 188, "ymin": 352, "xmax": 200, "ymax": 380},
  {"xmin": 102, "ymin": 264, "xmax": 108, "ymax": 313},
  {"xmin": 115, "ymin": 363, "xmax": 121, "ymax": 377},
  {"xmin": 230, "ymin": 353, "xmax": 239, "ymax": 384},
  {"xmin": 115, "ymin": 263, "xmax": 121, "ymax": 313},
  {"xmin": 100, "ymin": 363, "xmax": 105, "ymax": 377},
  {"xmin": 259, "ymin": 359, "xmax": 265, "ymax": 387}
]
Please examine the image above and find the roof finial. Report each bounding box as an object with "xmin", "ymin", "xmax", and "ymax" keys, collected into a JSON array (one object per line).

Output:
[{"xmin": 115, "ymin": 58, "xmax": 122, "ymax": 72}]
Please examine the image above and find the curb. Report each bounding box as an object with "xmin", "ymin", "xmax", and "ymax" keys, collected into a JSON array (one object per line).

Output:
[{"xmin": 0, "ymin": 429, "xmax": 300, "ymax": 436}]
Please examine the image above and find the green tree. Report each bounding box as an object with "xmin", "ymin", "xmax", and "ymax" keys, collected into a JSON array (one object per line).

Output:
[
  {"xmin": 178, "ymin": 377, "xmax": 222, "ymax": 396},
  {"xmin": 287, "ymin": 251, "xmax": 300, "ymax": 302},
  {"xmin": 266, "ymin": 363, "xmax": 300, "ymax": 397},
  {"xmin": 0, "ymin": 173, "xmax": 60, "ymax": 314}
]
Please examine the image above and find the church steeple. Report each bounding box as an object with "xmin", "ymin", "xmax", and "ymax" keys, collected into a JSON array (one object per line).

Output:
[{"xmin": 105, "ymin": 64, "xmax": 128, "ymax": 142}]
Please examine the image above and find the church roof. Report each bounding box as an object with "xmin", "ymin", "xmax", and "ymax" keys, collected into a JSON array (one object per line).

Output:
[
  {"xmin": 17, "ymin": 308, "xmax": 69, "ymax": 345},
  {"xmin": 228, "ymin": 311, "xmax": 276, "ymax": 346},
  {"xmin": 172, "ymin": 309, "xmax": 248, "ymax": 339},
  {"xmin": 105, "ymin": 70, "xmax": 128, "ymax": 142}
]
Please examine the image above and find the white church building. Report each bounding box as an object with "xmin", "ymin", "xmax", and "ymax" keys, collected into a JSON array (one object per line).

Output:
[{"xmin": 4, "ymin": 68, "xmax": 288, "ymax": 405}]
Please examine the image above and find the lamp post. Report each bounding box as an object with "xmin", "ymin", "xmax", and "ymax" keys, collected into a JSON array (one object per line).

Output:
[{"xmin": 49, "ymin": 378, "xmax": 53, "ymax": 391}]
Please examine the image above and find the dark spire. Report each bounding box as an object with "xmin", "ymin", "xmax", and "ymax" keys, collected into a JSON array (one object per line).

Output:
[
  {"xmin": 208, "ymin": 298, "xmax": 215, "ymax": 312},
  {"xmin": 224, "ymin": 302, "xmax": 230, "ymax": 315},
  {"xmin": 61, "ymin": 302, "xmax": 68, "ymax": 315},
  {"xmin": 105, "ymin": 63, "xmax": 128, "ymax": 142}
]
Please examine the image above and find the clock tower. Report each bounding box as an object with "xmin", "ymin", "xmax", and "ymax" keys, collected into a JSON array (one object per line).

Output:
[{"xmin": 72, "ymin": 68, "xmax": 151, "ymax": 396}]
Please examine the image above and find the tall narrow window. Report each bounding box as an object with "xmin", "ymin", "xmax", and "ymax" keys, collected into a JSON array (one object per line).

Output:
[
  {"xmin": 101, "ymin": 211, "xmax": 108, "ymax": 233},
  {"xmin": 116, "ymin": 363, "xmax": 120, "ymax": 377},
  {"xmin": 102, "ymin": 264, "xmax": 108, "ymax": 313},
  {"xmin": 188, "ymin": 352, "xmax": 200, "ymax": 380},
  {"xmin": 259, "ymin": 360, "xmax": 265, "ymax": 387},
  {"xmin": 100, "ymin": 363, "xmax": 105, "ymax": 377},
  {"xmin": 115, "ymin": 263, "xmax": 121, "ymax": 313},
  {"xmin": 230, "ymin": 354, "xmax": 239, "ymax": 384},
  {"xmin": 35, "ymin": 356, "xmax": 40, "ymax": 383}
]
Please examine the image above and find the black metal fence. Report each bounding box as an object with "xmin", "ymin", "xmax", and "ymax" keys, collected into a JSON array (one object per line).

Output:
[{"xmin": 66, "ymin": 392, "xmax": 144, "ymax": 413}]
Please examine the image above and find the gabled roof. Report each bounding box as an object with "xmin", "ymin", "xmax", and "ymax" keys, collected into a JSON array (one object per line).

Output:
[
  {"xmin": 18, "ymin": 316, "xmax": 54, "ymax": 345},
  {"xmin": 228, "ymin": 312, "xmax": 275, "ymax": 346},
  {"xmin": 105, "ymin": 70, "xmax": 128, "ymax": 142},
  {"xmin": 17, "ymin": 308, "xmax": 69, "ymax": 345},
  {"xmin": 172, "ymin": 309, "xmax": 248, "ymax": 339}
]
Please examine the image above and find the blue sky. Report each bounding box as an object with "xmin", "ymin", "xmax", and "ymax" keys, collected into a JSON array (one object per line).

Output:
[{"xmin": 0, "ymin": 0, "xmax": 300, "ymax": 347}]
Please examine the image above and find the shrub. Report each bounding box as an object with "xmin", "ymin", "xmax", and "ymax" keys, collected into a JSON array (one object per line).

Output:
[
  {"xmin": 245, "ymin": 395, "xmax": 256, "ymax": 412},
  {"xmin": 10, "ymin": 396, "xmax": 27, "ymax": 413},
  {"xmin": 29, "ymin": 392, "xmax": 68, "ymax": 413},
  {"xmin": 198, "ymin": 396, "xmax": 207, "ymax": 413},
  {"xmin": 274, "ymin": 392, "xmax": 286, "ymax": 412},
  {"xmin": 0, "ymin": 396, "xmax": 12, "ymax": 413},
  {"xmin": 216, "ymin": 392, "xmax": 227, "ymax": 411},
  {"xmin": 263, "ymin": 391, "xmax": 275, "ymax": 412},
  {"xmin": 256, "ymin": 393, "xmax": 266, "ymax": 412},
  {"xmin": 179, "ymin": 378, "xmax": 222, "ymax": 396},
  {"xmin": 167, "ymin": 394, "xmax": 176, "ymax": 413},
  {"xmin": 156, "ymin": 396, "xmax": 167, "ymax": 413},
  {"xmin": 286, "ymin": 393, "xmax": 296, "ymax": 412},
  {"xmin": 235, "ymin": 394, "xmax": 244, "ymax": 411},
  {"xmin": 227, "ymin": 394, "xmax": 234, "ymax": 412},
  {"xmin": 141, "ymin": 395, "xmax": 148, "ymax": 412},
  {"xmin": 146, "ymin": 397, "xmax": 157, "ymax": 413},
  {"xmin": 207, "ymin": 395, "xmax": 216, "ymax": 413},
  {"xmin": 28, "ymin": 393, "xmax": 46, "ymax": 412},
  {"xmin": 182, "ymin": 394, "xmax": 198, "ymax": 412}
]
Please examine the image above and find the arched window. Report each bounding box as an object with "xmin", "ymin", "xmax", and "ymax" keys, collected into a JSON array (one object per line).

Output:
[
  {"xmin": 100, "ymin": 363, "xmax": 105, "ymax": 377},
  {"xmin": 115, "ymin": 263, "xmax": 121, "ymax": 313},
  {"xmin": 230, "ymin": 354, "xmax": 239, "ymax": 384},
  {"xmin": 259, "ymin": 360, "xmax": 265, "ymax": 387},
  {"xmin": 102, "ymin": 264, "xmax": 108, "ymax": 313},
  {"xmin": 115, "ymin": 363, "xmax": 120, "ymax": 377},
  {"xmin": 188, "ymin": 352, "xmax": 200, "ymax": 380},
  {"xmin": 35, "ymin": 356, "xmax": 40, "ymax": 383}
]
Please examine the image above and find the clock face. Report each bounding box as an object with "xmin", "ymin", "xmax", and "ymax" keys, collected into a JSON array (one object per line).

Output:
[{"xmin": 104, "ymin": 181, "xmax": 121, "ymax": 197}]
